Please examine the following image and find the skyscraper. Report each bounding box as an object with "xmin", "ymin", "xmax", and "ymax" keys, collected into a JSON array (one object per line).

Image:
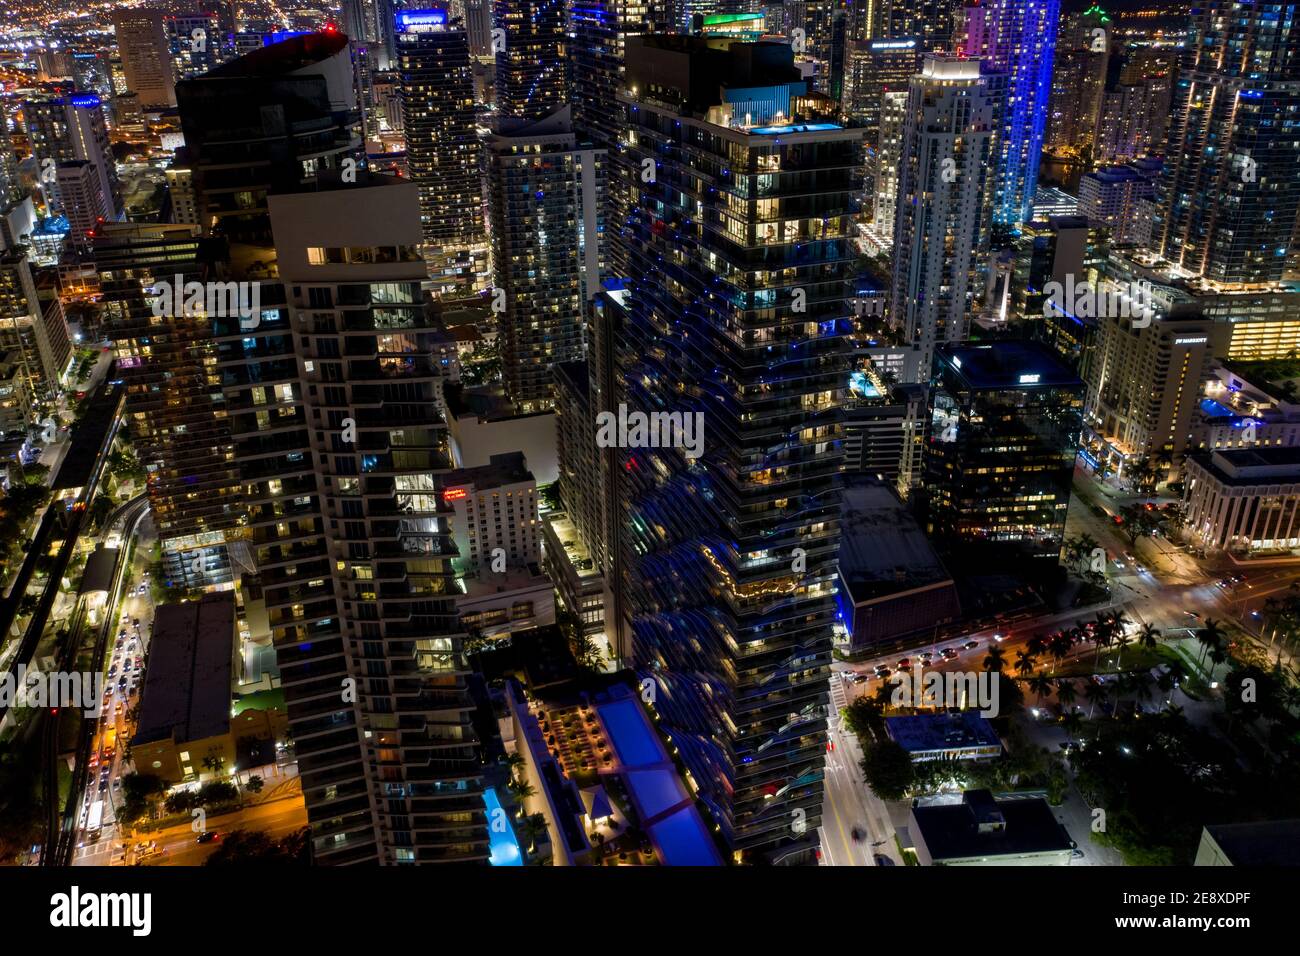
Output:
[
  {"xmin": 111, "ymin": 8, "xmax": 178, "ymax": 108},
  {"xmin": 1045, "ymin": 5, "xmax": 1110, "ymax": 158},
  {"xmin": 494, "ymin": 0, "xmax": 568, "ymax": 120},
  {"xmin": 94, "ymin": 222, "xmax": 246, "ymax": 588},
  {"xmin": 175, "ymin": 32, "xmax": 363, "ymax": 243},
  {"xmin": 342, "ymin": 0, "xmax": 399, "ymax": 68},
  {"xmin": 23, "ymin": 92, "xmax": 124, "ymax": 222},
  {"xmin": 616, "ymin": 34, "xmax": 861, "ymax": 863},
  {"xmin": 925, "ymin": 341, "xmax": 1083, "ymax": 566},
  {"xmin": 890, "ymin": 55, "xmax": 999, "ymax": 382},
  {"xmin": 261, "ymin": 174, "xmax": 488, "ymax": 864},
  {"xmin": 871, "ymin": 0, "xmax": 961, "ymax": 50},
  {"xmin": 1156, "ymin": 0, "xmax": 1300, "ymax": 285},
  {"xmin": 956, "ymin": 0, "xmax": 1059, "ymax": 226},
  {"xmin": 396, "ymin": 10, "xmax": 485, "ymax": 289},
  {"xmin": 484, "ymin": 108, "xmax": 604, "ymax": 412}
]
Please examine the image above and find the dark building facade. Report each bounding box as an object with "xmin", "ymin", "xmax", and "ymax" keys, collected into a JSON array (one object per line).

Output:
[{"xmin": 925, "ymin": 341, "xmax": 1083, "ymax": 566}]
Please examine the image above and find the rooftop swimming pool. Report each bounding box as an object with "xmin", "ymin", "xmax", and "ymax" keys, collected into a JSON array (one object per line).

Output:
[
  {"xmin": 750, "ymin": 123, "xmax": 842, "ymax": 135},
  {"xmin": 598, "ymin": 697, "xmax": 664, "ymax": 766},
  {"xmin": 1200, "ymin": 397, "xmax": 1237, "ymax": 418},
  {"xmin": 595, "ymin": 690, "xmax": 723, "ymax": 866},
  {"xmin": 482, "ymin": 787, "xmax": 523, "ymax": 866}
]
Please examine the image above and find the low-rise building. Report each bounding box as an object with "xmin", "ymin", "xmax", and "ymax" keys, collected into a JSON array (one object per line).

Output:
[
  {"xmin": 836, "ymin": 480, "xmax": 960, "ymax": 652},
  {"xmin": 1183, "ymin": 447, "xmax": 1300, "ymax": 554},
  {"xmin": 909, "ymin": 789, "xmax": 1074, "ymax": 866},
  {"xmin": 131, "ymin": 593, "xmax": 241, "ymax": 783},
  {"xmin": 884, "ymin": 711, "xmax": 1002, "ymax": 762}
]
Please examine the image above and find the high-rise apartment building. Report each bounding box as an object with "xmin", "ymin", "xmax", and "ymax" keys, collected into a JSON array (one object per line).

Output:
[
  {"xmin": 94, "ymin": 222, "xmax": 246, "ymax": 587},
  {"xmin": 111, "ymin": 8, "xmax": 178, "ymax": 108},
  {"xmin": 1045, "ymin": 5, "xmax": 1109, "ymax": 157},
  {"xmin": 176, "ymin": 31, "xmax": 363, "ymax": 243},
  {"xmin": 55, "ymin": 161, "xmax": 109, "ymax": 243},
  {"xmin": 871, "ymin": 0, "xmax": 960, "ymax": 50},
  {"xmin": 23, "ymin": 92, "xmax": 124, "ymax": 222},
  {"xmin": 1156, "ymin": 0, "xmax": 1300, "ymax": 285},
  {"xmin": 889, "ymin": 55, "xmax": 999, "ymax": 382},
  {"xmin": 1092, "ymin": 50, "xmax": 1172, "ymax": 166},
  {"xmin": 0, "ymin": 250, "xmax": 71, "ymax": 403},
  {"xmin": 615, "ymin": 34, "xmax": 862, "ymax": 864},
  {"xmin": 252, "ymin": 174, "xmax": 488, "ymax": 864},
  {"xmin": 485, "ymin": 108, "xmax": 604, "ymax": 412},
  {"xmin": 342, "ymin": 0, "xmax": 400, "ymax": 69},
  {"xmin": 396, "ymin": 10, "xmax": 486, "ymax": 289},
  {"xmin": 494, "ymin": 0, "xmax": 568, "ymax": 120},
  {"xmin": 956, "ymin": 0, "xmax": 1059, "ymax": 226}
]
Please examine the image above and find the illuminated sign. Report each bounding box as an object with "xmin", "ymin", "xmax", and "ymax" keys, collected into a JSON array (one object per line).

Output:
[
  {"xmin": 870, "ymin": 40, "xmax": 916, "ymax": 50},
  {"xmin": 69, "ymin": 94, "xmax": 100, "ymax": 109},
  {"xmin": 1175, "ymin": 336, "xmax": 1208, "ymax": 345},
  {"xmin": 1018, "ymin": 373, "xmax": 1041, "ymax": 384},
  {"xmin": 442, "ymin": 487, "xmax": 468, "ymax": 502},
  {"xmin": 396, "ymin": 9, "xmax": 448, "ymax": 31}
]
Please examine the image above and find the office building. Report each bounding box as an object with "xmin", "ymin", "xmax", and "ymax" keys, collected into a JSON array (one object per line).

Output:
[
  {"xmin": 925, "ymin": 342, "xmax": 1083, "ymax": 566},
  {"xmin": 889, "ymin": 55, "xmax": 999, "ymax": 382},
  {"xmin": 166, "ymin": 12, "xmax": 225, "ymax": 80},
  {"xmin": 484, "ymin": 109, "xmax": 604, "ymax": 411},
  {"xmin": 396, "ymin": 10, "xmax": 485, "ymax": 289},
  {"xmin": 836, "ymin": 479, "xmax": 960, "ymax": 652},
  {"xmin": 616, "ymin": 34, "xmax": 862, "ymax": 864},
  {"xmin": 112, "ymin": 8, "xmax": 178, "ymax": 108},
  {"xmin": 176, "ymin": 31, "xmax": 363, "ymax": 243},
  {"xmin": 494, "ymin": 0, "xmax": 568, "ymax": 120},
  {"xmin": 1156, "ymin": 0, "xmax": 1300, "ymax": 285},
  {"xmin": 54, "ymin": 161, "xmax": 108, "ymax": 244},
  {"xmin": 1183, "ymin": 448, "xmax": 1300, "ymax": 555}
]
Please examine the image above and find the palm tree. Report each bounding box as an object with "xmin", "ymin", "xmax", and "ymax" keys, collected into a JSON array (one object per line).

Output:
[
  {"xmin": 1027, "ymin": 673, "xmax": 1055, "ymax": 706},
  {"xmin": 982, "ymin": 646, "xmax": 1007, "ymax": 673},
  {"xmin": 1055, "ymin": 678, "xmax": 1078, "ymax": 710},
  {"xmin": 1014, "ymin": 650, "xmax": 1037, "ymax": 678},
  {"xmin": 1049, "ymin": 631, "xmax": 1073, "ymax": 674},
  {"xmin": 1112, "ymin": 630, "xmax": 1133, "ymax": 670},
  {"xmin": 1136, "ymin": 622, "xmax": 1160, "ymax": 651},
  {"xmin": 1084, "ymin": 680, "xmax": 1109, "ymax": 720},
  {"xmin": 1061, "ymin": 711, "xmax": 1083, "ymax": 743},
  {"xmin": 1196, "ymin": 618, "xmax": 1225, "ymax": 669},
  {"xmin": 520, "ymin": 813, "xmax": 548, "ymax": 854},
  {"xmin": 506, "ymin": 776, "xmax": 536, "ymax": 802}
]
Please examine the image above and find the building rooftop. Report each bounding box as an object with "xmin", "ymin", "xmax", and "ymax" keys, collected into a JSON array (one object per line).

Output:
[
  {"xmin": 446, "ymin": 451, "xmax": 534, "ymax": 493},
  {"xmin": 912, "ymin": 789, "xmax": 1073, "ymax": 862},
  {"xmin": 885, "ymin": 711, "xmax": 1002, "ymax": 755},
  {"xmin": 1201, "ymin": 820, "xmax": 1300, "ymax": 865},
  {"xmin": 839, "ymin": 480, "xmax": 952, "ymax": 602},
  {"xmin": 132, "ymin": 592, "xmax": 235, "ymax": 747},
  {"xmin": 1194, "ymin": 446, "xmax": 1300, "ymax": 484},
  {"xmin": 936, "ymin": 342, "xmax": 1084, "ymax": 391},
  {"xmin": 203, "ymin": 30, "xmax": 349, "ymax": 79}
]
